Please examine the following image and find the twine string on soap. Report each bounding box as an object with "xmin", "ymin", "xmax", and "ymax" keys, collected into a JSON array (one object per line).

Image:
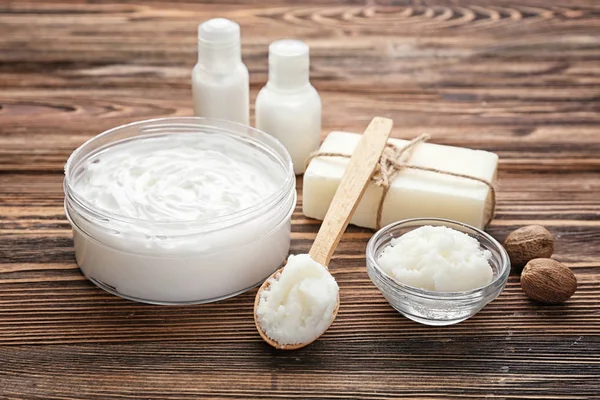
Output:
[{"xmin": 304, "ymin": 134, "xmax": 496, "ymax": 230}]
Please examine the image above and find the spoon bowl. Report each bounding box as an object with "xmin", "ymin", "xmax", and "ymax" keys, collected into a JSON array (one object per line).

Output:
[{"xmin": 254, "ymin": 265, "xmax": 340, "ymax": 350}]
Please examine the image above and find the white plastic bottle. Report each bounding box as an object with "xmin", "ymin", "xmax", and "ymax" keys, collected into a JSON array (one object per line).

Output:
[
  {"xmin": 256, "ymin": 40, "xmax": 321, "ymax": 174},
  {"xmin": 192, "ymin": 18, "xmax": 249, "ymax": 125}
]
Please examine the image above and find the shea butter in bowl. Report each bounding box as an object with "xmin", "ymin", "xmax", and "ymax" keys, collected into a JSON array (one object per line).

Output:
[
  {"xmin": 366, "ymin": 218, "xmax": 509, "ymax": 326},
  {"xmin": 64, "ymin": 117, "xmax": 296, "ymax": 305}
]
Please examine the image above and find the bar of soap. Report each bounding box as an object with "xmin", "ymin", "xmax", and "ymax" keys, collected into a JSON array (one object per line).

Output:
[{"xmin": 303, "ymin": 132, "xmax": 498, "ymax": 230}]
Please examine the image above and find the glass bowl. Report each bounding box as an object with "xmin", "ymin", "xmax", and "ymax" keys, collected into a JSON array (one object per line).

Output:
[{"xmin": 366, "ymin": 218, "xmax": 510, "ymax": 326}]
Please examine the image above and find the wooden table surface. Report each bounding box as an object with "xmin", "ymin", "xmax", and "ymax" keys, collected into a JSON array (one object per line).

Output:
[{"xmin": 1, "ymin": 0, "xmax": 599, "ymax": 399}]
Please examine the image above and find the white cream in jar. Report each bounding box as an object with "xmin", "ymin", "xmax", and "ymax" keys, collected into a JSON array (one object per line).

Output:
[
  {"xmin": 64, "ymin": 118, "xmax": 296, "ymax": 304},
  {"xmin": 76, "ymin": 138, "xmax": 278, "ymax": 221}
]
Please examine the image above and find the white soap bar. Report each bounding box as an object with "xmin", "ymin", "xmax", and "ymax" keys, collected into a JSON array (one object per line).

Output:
[{"xmin": 303, "ymin": 132, "xmax": 498, "ymax": 230}]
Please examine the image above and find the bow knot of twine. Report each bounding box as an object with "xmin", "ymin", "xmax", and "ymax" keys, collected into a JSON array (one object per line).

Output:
[{"xmin": 305, "ymin": 134, "xmax": 496, "ymax": 230}]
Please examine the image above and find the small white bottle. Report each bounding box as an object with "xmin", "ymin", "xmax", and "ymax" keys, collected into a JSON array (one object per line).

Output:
[
  {"xmin": 192, "ymin": 18, "xmax": 249, "ymax": 125},
  {"xmin": 256, "ymin": 40, "xmax": 321, "ymax": 174}
]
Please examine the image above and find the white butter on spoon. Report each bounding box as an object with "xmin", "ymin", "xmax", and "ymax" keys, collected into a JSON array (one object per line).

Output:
[
  {"xmin": 256, "ymin": 254, "xmax": 339, "ymax": 347},
  {"xmin": 254, "ymin": 117, "xmax": 394, "ymax": 349}
]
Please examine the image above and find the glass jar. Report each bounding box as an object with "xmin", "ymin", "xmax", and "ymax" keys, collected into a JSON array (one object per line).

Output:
[
  {"xmin": 366, "ymin": 218, "xmax": 510, "ymax": 325},
  {"xmin": 64, "ymin": 117, "xmax": 296, "ymax": 305}
]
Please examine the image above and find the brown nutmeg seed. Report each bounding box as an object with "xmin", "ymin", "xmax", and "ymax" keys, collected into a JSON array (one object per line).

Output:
[
  {"xmin": 504, "ymin": 225, "xmax": 554, "ymax": 269},
  {"xmin": 520, "ymin": 258, "xmax": 577, "ymax": 304}
]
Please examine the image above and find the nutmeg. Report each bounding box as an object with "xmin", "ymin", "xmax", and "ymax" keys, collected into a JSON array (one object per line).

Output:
[
  {"xmin": 504, "ymin": 225, "xmax": 554, "ymax": 269},
  {"xmin": 520, "ymin": 258, "xmax": 577, "ymax": 304}
]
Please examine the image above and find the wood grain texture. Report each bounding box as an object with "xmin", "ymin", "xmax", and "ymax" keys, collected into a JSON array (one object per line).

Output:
[{"xmin": 1, "ymin": 0, "xmax": 599, "ymax": 399}]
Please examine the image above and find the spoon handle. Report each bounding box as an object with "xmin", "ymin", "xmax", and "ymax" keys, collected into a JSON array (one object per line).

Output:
[{"xmin": 309, "ymin": 117, "xmax": 394, "ymax": 266}]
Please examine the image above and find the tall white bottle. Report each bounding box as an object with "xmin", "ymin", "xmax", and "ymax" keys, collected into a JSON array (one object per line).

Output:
[
  {"xmin": 192, "ymin": 18, "xmax": 249, "ymax": 125},
  {"xmin": 256, "ymin": 40, "xmax": 321, "ymax": 174}
]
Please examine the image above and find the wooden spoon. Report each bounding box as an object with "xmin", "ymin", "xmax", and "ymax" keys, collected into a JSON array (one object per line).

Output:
[{"xmin": 254, "ymin": 116, "xmax": 394, "ymax": 350}]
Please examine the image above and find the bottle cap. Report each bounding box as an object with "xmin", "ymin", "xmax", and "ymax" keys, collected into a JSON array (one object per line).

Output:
[
  {"xmin": 268, "ymin": 40, "xmax": 310, "ymax": 90},
  {"xmin": 198, "ymin": 18, "xmax": 240, "ymax": 48}
]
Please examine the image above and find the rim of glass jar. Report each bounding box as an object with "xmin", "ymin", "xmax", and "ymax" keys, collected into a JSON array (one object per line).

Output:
[
  {"xmin": 366, "ymin": 218, "xmax": 510, "ymax": 300},
  {"xmin": 63, "ymin": 117, "xmax": 295, "ymax": 232},
  {"xmin": 63, "ymin": 188, "xmax": 296, "ymax": 256}
]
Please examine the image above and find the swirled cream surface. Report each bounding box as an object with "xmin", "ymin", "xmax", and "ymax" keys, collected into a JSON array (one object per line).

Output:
[{"xmin": 74, "ymin": 134, "xmax": 280, "ymax": 222}]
